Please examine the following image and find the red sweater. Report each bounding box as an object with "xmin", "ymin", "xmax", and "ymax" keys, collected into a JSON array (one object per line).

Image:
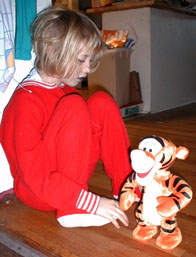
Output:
[{"xmin": 0, "ymin": 81, "xmax": 100, "ymax": 214}]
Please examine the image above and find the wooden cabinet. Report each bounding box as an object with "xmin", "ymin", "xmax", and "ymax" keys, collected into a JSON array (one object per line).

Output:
[{"xmin": 52, "ymin": 0, "xmax": 78, "ymax": 10}]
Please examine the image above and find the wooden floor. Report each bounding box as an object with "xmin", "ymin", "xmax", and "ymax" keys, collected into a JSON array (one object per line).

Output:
[{"xmin": 0, "ymin": 103, "xmax": 195, "ymax": 257}]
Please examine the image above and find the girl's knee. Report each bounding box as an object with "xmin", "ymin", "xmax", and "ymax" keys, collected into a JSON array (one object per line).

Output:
[
  {"xmin": 59, "ymin": 94, "xmax": 86, "ymax": 112},
  {"xmin": 58, "ymin": 94, "xmax": 90, "ymax": 122},
  {"xmin": 87, "ymin": 91, "xmax": 119, "ymax": 112}
]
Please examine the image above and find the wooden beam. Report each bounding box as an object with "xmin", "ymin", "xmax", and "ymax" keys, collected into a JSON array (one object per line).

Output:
[
  {"xmin": 86, "ymin": 0, "xmax": 155, "ymax": 13},
  {"xmin": 86, "ymin": 0, "xmax": 196, "ymax": 15}
]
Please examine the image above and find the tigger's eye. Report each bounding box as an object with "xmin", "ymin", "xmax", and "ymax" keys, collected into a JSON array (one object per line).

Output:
[{"xmin": 139, "ymin": 138, "xmax": 163, "ymax": 156}]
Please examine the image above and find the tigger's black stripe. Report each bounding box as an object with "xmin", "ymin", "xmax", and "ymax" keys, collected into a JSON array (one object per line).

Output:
[
  {"xmin": 136, "ymin": 209, "xmax": 142, "ymax": 214},
  {"xmin": 160, "ymin": 154, "xmax": 165, "ymax": 163},
  {"xmin": 166, "ymin": 175, "xmax": 177, "ymax": 188},
  {"xmin": 142, "ymin": 136, "xmax": 165, "ymax": 146},
  {"xmin": 161, "ymin": 227, "xmax": 176, "ymax": 234},
  {"xmin": 169, "ymin": 194, "xmax": 180, "ymax": 200},
  {"xmin": 119, "ymin": 190, "xmax": 127, "ymax": 195},
  {"xmin": 133, "ymin": 172, "xmax": 136, "ymax": 180},
  {"xmin": 182, "ymin": 191, "xmax": 191, "ymax": 199},
  {"xmin": 162, "ymin": 156, "xmax": 172, "ymax": 167},
  {"xmin": 128, "ymin": 172, "xmax": 136, "ymax": 183},
  {"xmin": 137, "ymin": 201, "xmax": 143, "ymax": 206},
  {"xmin": 128, "ymin": 176, "xmax": 133, "ymax": 183},
  {"xmin": 173, "ymin": 177, "xmax": 183, "ymax": 187},
  {"xmin": 174, "ymin": 199, "xmax": 181, "ymax": 209},
  {"xmin": 166, "ymin": 179, "xmax": 169, "ymax": 187},
  {"xmin": 136, "ymin": 217, "xmax": 144, "ymax": 223},
  {"xmin": 124, "ymin": 186, "xmax": 133, "ymax": 190},
  {"xmin": 165, "ymin": 220, "xmax": 175, "ymax": 225},
  {"xmin": 177, "ymin": 184, "xmax": 190, "ymax": 192}
]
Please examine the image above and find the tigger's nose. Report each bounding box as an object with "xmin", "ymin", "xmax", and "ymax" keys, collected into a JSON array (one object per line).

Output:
[
  {"xmin": 130, "ymin": 149, "xmax": 155, "ymax": 173},
  {"xmin": 145, "ymin": 150, "xmax": 155, "ymax": 160}
]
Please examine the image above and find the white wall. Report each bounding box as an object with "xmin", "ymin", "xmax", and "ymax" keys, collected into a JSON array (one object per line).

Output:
[
  {"xmin": 151, "ymin": 8, "xmax": 196, "ymax": 112},
  {"xmin": 102, "ymin": 8, "xmax": 196, "ymax": 113},
  {"xmin": 0, "ymin": 0, "xmax": 52, "ymax": 193}
]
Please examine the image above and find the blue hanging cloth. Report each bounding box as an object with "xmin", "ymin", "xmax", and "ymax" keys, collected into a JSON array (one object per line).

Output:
[
  {"xmin": 15, "ymin": 0, "xmax": 37, "ymax": 60},
  {"xmin": 0, "ymin": 0, "xmax": 15, "ymax": 92}
]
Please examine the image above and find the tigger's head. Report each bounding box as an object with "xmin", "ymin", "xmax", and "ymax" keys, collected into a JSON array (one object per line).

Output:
[{"xmin": 131, "ymin": 135, "xmax": 189, "ymax": 186}]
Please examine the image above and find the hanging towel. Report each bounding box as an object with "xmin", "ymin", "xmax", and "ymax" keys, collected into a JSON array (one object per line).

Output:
[
  {"xmin": 0, "ymin": 0, "xmax": 15, "ymax": 92},
  {"xmin": 15, "ymin": 0, "xmax": 37, "ymax": 60}
]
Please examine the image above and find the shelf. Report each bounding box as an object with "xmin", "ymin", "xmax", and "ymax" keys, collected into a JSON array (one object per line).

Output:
[{"xmin": 86, "ymin": 0, "xmax": 196, "ymax": 16}]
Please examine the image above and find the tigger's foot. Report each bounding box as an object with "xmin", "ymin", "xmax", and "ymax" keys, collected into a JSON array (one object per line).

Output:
[
  {"xmin": 156, "ymin": 227, "xmax": 182, "ymax": 250},
  {"xmin": 132, "ymin": 225, "xmax": 158, "ymax": 241}
]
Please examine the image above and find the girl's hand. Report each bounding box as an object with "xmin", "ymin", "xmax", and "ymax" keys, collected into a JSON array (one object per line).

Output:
[{"xmin": 96, "ymin": 197, "xmax": 129, "ymax": 229}]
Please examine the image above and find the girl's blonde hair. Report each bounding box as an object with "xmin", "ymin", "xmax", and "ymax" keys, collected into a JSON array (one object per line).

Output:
[{"xmin": 31, "ymin": 7, "xmax": 103, "ymax": 79}]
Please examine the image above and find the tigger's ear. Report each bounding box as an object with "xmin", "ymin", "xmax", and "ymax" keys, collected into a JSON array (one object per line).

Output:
[{"xmin": 176, "ymin": 146, "xmax": 189, "ymax": 160}]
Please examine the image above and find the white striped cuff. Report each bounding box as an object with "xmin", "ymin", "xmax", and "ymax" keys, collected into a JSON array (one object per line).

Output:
[{"xmin": 76, "ymin": 189, "xmax": 100, "ymax": 214}]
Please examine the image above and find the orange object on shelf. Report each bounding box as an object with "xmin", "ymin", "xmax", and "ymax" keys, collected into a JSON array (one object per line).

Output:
[{"xmin": 102, "ymin": 29, "xmax": 128, "ymax": 49}]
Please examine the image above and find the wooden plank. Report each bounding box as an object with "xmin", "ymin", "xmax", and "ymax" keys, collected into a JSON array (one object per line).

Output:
[
  {"xmin": 0, "ymin": 231, "xmax": 46, "ymax": 257},
  {"xmin": 112, "ymin": 0, "xmax": 154, "ymax": 7},
  {"xmin": 86, "ymin": 0, "xmax": 155, "ymax": 13},
  {"xmin": 86, "ymin": 0, "xmax": 196, "ymax": 15}
]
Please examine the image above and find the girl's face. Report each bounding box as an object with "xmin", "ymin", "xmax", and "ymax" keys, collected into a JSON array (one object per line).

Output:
[
  {"xmin": 40, "ymin": 47, "xmax": 98, "ymax": 87},
  {"xmin": 61, "ymin": 48, "xmax": 94, "ymax": 87}
]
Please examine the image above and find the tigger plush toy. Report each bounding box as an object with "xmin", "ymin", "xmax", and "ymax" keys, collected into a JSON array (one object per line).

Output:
[{"xmin": 120, "ymin": 135, "xmax": 192, "ymax": 250}]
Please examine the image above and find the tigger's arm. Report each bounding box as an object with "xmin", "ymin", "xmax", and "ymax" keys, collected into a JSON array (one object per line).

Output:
[
  {"xmin": 157, "ymin": 175, "xmax": 193, "ymax": 217},
  {"xmin": 119, "ymin": 172, "xmax": 139, "ymax": 211}
]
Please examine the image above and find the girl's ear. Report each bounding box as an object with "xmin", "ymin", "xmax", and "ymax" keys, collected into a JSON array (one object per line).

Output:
[{"xmin": 176, "ymin": 146, "xmax": 189, "ymax": 160}]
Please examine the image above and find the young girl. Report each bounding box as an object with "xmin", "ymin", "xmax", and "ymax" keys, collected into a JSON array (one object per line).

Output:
[{"xmin": 0, "ymin": 7, "xmax": 132, "ymax": 228}]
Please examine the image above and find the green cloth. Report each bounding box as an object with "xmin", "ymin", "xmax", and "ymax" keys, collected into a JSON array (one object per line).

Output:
[{"xmin": 15, "ymin": 0, "xmax": 37, "ymax": 60}]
